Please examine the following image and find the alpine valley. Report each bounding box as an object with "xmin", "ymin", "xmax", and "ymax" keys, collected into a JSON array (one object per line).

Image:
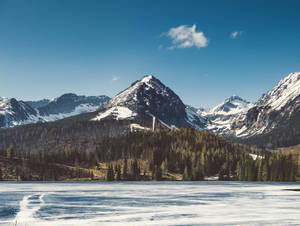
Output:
[{"xmin": 0, "ymin": 72, "xmax": 300, "ymax": 182}]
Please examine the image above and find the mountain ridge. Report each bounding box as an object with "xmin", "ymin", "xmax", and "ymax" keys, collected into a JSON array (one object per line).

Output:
[
  {"xmin": 1, "ymin": 72, "xmax": 300, "ymax": 148},
  {"xmin": 0, "ymin": 93, "xmax": 110, "ymax": 128}
]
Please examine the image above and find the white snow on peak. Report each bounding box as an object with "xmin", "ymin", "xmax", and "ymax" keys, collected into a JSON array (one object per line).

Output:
[
  {"xmin": 259, "ymin": 72, "xmax": 300, "ymax": 110},
  {"xmin": 206, "ymin": 95, "xmax": 253, "ymax": 116},
  {"xmin": 197, "ymin": 95, "xmax": 253, "ymax": 136},
  {"xmin": 91, "ymin": 74, "xmax": 179, "ymax": 123},
  {"xmin": 140, "ymin": 75, "xmax": 154, "ymax": 83},
  {"xmin": 92, "ymin": 106, "xmax": 136, "ymax": 121},
  {"xmin": 106, "ymin": 74, "xmax": 171, "ymax": 109},
  {"xmin": 108, "ymin": 75, "xmax": 155, "ymax": 107}
]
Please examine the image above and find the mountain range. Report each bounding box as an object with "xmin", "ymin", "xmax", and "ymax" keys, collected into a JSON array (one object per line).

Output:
[
  {"xmin": 0, "ymin": 94, "xmax": 110, "ymax": 128},
  {"xmin": 1, "ymin": 72, "xmax": 300, "ymax": 148}
]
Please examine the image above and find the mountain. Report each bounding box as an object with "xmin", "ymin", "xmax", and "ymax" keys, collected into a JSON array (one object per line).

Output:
[
  {"xmin": 0, "ymin": 94, "xmax": 110, "ymax": 128},
  {"xmin": 0, "ymin": 98, "xmax": 38, "ymax": 128},
  {"xmin": 231, "ymin": 72, "xmax": 300, "ymax": 137},
  {"xmin": 193, "ymin": 72, "xmax": 300, "ymax": 148},
  {"xmin": 37, "ymin": 93, "xmax": 110, "ymax": 121},
  {"xmin": 230, "ymin": 72, "xmax": 300, "ymax": 147},
  {"xmin": 2, "ymin": 72, "xmax": 300, "ymax": 148},
  {"xmin": 201, "ymin": 95, "xmax": 253, "ymax": 135},
  {"xmin": 206, "ymin": 95, "xmax": 252, "ymax": 116},
  {"xmin": 92, "ymin": 75, "xmax": 206, "ymax": 129},
  {"xmin": 0, "ymin": 75, "xmax": 208, "ymax": 151}
]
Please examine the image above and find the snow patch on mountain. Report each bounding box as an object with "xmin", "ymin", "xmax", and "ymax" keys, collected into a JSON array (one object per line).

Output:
[
  {"xmin": 92, "ymin": 106, "xmax": 136, "ymax": 121},
  {"xmin": 41, "ymin": 103, "xmax": 100, "ymax": 122},
  {"xmin": 185, "ymin": 105, "xmax": 207, "ymax": 129}
]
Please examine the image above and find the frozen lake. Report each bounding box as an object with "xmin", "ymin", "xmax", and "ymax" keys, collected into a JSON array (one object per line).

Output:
[{"xmin": 0, "ymin": 181, "xmax": 300, "ymax": 225}]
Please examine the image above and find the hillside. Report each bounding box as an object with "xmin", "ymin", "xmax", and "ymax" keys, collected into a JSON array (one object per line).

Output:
[{"xmin": 0, "ymin": 127, "xmax": 297, "ymax": 182}]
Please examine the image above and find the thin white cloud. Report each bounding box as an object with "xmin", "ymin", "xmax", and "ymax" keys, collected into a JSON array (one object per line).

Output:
[
  {"xmin": 164, "ymin": 24, "xmax": 208, "ymax": 49},
  {"xmin": 231, "ymin": 30, "xmax": 243, "ymax": 39},
  {"xmin": 110, "ymin": 76, "xmax": 120, "ymax": 83}
]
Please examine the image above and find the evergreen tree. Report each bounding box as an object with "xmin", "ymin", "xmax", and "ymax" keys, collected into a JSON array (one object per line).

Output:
[
  {"xmin": 183, "ymin": 166, "xmax": 190, "ymax": 181},
  {"xmin": 122, "ymin": 158, "xmax": 128, "ymax": 180},
  {"xmin": 130, "ymin": 159, "xmax": 140, "ymax": 180},
  {"xmin": 257, "ymin": 160, "xmax": 263, "ymax": 181},
  {"xmin": 106, "ymin": 164, "xmax": 114, "ymax": 181},
  {"xmin": 153, "ymin": 166, "xmax": 162, "ymax": 181},
  {"xmin": 192, "ymin": 162, "xmax": 204, "ymax": 181},
  {"xmin": 116, "ymin": 165, "xmax": 121, "ymax": 181},
  {"xmin": 262, "ymin": 161, "xmax": 269, "ymax": 181}
]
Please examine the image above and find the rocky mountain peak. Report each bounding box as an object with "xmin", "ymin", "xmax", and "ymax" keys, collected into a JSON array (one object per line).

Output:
[
  {"xmin": 258, "ymin": 72, "xmax": 300, "ymax": 110},
  {"xmin": 225, "ymin": 95, "xmax": 248, "ymax": 103},
  {"xmin": 94, "ymin": 75, "xmax": 206, "ymax": 129}
]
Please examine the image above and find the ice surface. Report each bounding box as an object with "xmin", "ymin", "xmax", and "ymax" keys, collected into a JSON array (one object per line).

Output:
[{"xmin": 1, "ymin": 182, "xmax": 300, "ymax": 226}]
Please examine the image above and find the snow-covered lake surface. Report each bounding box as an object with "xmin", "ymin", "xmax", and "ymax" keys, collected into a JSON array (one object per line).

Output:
[{"xmin": 1, "ymin": 181, "xmax": 300, "ymax": 225}]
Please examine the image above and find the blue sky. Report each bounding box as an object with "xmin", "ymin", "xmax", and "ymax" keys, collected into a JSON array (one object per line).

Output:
[{"xmin": 0, "ymin": 0, "xmax": 300, "ymax": 108}]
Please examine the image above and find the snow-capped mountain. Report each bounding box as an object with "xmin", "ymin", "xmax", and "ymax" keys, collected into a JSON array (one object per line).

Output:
[
  {"xmin": 202, "ymin": 95, "xmax": 253, "ymax": 135},
  {"xmin": 230, "ymin": 72, "xmax": 300, "ymax": 138},
  {"xmin": 93, "ymin": 75, "xmax": 206, "ymax": 129},
  {"xmin": 191, "ymin": 72, "xmax": 300, "ymax": 142},
  {"xmin": 0, "ymin": 98, "xmax": 38, "ymax": 128},
  {"xmin": 37, "ymin": 93, "xmax": 110, "ymax": 121},
  {"xmin": 0, "ymin": 94, "xmax": 110, "ymax": 128},
  {"xmin": 258, "ymin": 72, "xmax": 300, "ymax": 110},
  {"xmin": 206, "ymin": 95, "xmax": 252, "ymax": 116},
  {"xmin": 2, "ymin": 72, "xmax": 300, "ymax": 148}
]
